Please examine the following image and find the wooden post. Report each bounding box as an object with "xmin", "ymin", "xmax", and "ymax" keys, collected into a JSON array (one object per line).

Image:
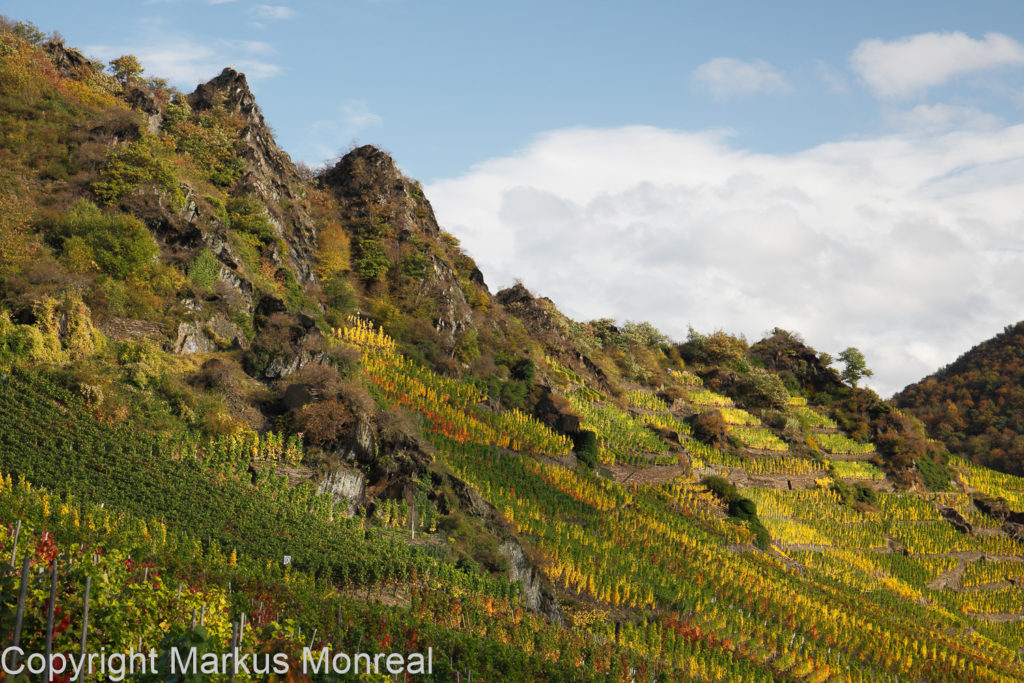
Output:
[
  {"xmin": 44, "ymin": 560, "xmax": 58, "ymax": 683},
  {"xmin": 228, "ymin": 621, "xmax": 238, "ymax": 683},
  {"xmin": 9, "ymin": 519, "xmax": 20, "ymax": 567},
  {"xmin": 11, "ymin": 556, "xmax": 30, "ymax": 667},
  {"xmin": 199, "ymin": 603, "xmax": 206, "ymax": 627},
  {"xmin": 80, "ymin": 576, "xmax": 91, "ymax": 657},
  {"xmin": 239, "ymin": 612, "xmax": 246, "ymax": 645}
]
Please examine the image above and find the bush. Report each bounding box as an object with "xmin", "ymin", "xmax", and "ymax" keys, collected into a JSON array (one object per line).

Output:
[
  {"xmin": 574, "ymin": 429, "xmax": 599, "ymax": 469},
  {"xmin": 353, "ymin": 237, "xmax": 390, "ymax": 280},
  {"xmin": 227, "ymin": 196, "xmax": 275, "ymax": 242},
  {"xmin": 92, "ymin": 137, "xmax": 183, "ymax": 207},
  {"xmin": 323, "ymin": 276, "xmax": 358, "ymax": 315},
  {"xmin": 917, "ymin": 452, "xmax": 952, "ymax": 491},
  {"xmin": 702, "ymin": 475, "xmax": 770, "ymax": 549},
  {"xmin": 701, "ymin": 475, "xmax": 738, "ymax": 501},
  {"xmin": 46, "ymin": 201, "xmax": 158, "ymax": 279},
  {"xmin": 693, "ymin": 411, "xmax": 729, "ymax": 448},
  {"xmin": 187, "ymin": 248, "xmax": 220, "ymax": 292},
  {"xmin": 500, "ymin": 379, "xmax": 529, "ymax": 411}
]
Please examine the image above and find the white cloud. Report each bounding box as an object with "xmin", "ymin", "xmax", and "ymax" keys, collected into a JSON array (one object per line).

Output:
[
  {"xmin": 850, "ymin": 31, "xmax": 1024, "ymax": 98},
  {"xmin": 692, "ymin": 57, "xmax": 790, "ymax": 98},
  {"xmin": 426, "ymin": 123, "xmax": 1024, "ymax": 397},
  {"xmin": 87, "ymin": 36, "xmax": 280, "ymax": 86},
  {"xmin": 253, "ymin": 5, "xmax": 295, "ymax": 21},
  {"xmin": 886, "ymin": 104, "xmax": 1002, "ymax": 133}
]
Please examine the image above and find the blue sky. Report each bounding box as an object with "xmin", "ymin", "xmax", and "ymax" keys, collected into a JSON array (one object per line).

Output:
[{"xmin": 7, "ymin": 1, "xmax": 1024, "ymax": 394}]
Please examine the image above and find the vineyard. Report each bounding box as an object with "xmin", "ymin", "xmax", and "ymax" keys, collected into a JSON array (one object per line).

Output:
[{"xmin": 2, "ymin": 23, "xmax": 1024, "ymax": 680}]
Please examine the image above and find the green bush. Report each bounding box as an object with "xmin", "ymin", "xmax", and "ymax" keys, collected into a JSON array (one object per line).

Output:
[
  {"xmin": 917, "ymin": 452, "xmax": 952, "ymax": 491},
  {"xmin": 500, "ymin": 379, "xmax": 529, "ymax": 410},
  {"xmin": 47, "ymin": 200, "xmax": 158, "ymax": 279},
  {"xmin": 226, "ymin": 196, "xmax": 275, "ymax": 242},
  {"xmin": 92, "ymin": 137, "xmax": 183, "ymax": 207},
  {"xmin": 323, "ymin": 276, "xmax": 358, "ymax": 314},
  {"xmin": 701, "ymin": 474, "xmax": 738, "ymax": 501},
  {"xmin": 353, "ymin": 236, "xmax": 390, "ymax": 280},
  {"xmin": 574, "ymin": 429, "xmax": 599, "ymax": 468},
  {"xmin": 401, "ymin": 250, "xmax": 432, "ymax": 280},
  {"xmin": 187, "ymin": 248, "xmax": 219, "ymax": 292}
]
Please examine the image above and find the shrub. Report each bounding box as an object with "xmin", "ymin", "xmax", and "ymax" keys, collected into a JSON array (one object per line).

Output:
[
  {"xmin": 401, "ymin": 250, "xmax": 432, "ymax": 280},
  {"xmin": 701, "ymin": 475, "xmax": 737, "ymax": 501},
  {"xmin": 353, "ymin": 236, "xmax": 390, "ymax": 280},
  {"xmin": 454, "ymin": 328, "xmax": 481, "ymax": 364},
  {"xmin": 323, "ymin": 276, "xmax": 358, "ymax": 315},
  {"xmin": 226, "ymin": 196, "xmax": 275, "ymax": 242},
  {"xmin": 295, "ymin": 398, "xmax": 355, "ymax": 451},
  {"xmin": 917, "ymin": 452, "xmax": 952, "ymax": 491},
  {"xmin": 45, "ymin": 200, "xmax": 158, "ymax": 279},
  {"xmin": 187, "ymin": 248, "xmax": 220, "ymax": 292},
  {"xmin": 693, "ymin": 410, "xmax": 729, "ymax": 448},
  {"xmin": 574, "ymin": 429, "xmax": 599, "ymax": 469},
  {"xmin": 92, "ymin": 137, "xmax": 183, "ymax": 207}
]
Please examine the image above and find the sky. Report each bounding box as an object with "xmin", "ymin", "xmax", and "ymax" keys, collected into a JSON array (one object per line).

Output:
[{"xmin": 7, "ymin": 0, "xmax": 1024, "ymax": 396}]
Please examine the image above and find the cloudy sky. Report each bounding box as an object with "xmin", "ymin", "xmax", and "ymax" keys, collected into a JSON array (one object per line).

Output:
[{"xmin": 8, "ymin": 0, "xmax": 1024, "ymax": 395}]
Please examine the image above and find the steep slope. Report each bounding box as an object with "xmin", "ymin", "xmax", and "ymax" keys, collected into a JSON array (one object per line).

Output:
[
  {"xmin": 896, "ymin": 321, "xmax": 1024, "ymax": 476},
  {"xmin": 4, "ymin": 19, "xmax": 1024, "ymax": 681}
]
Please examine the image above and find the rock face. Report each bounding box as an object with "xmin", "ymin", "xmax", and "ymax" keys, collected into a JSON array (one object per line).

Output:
[
  {"xmin": 187, "ymin": 68, "xmax": 319, "ymax": 286},
  {"xmin": 939, "ymin": 506, "xmax": 973, "ymax": 535},
  {"xmin": 173, "ymin": 322, "xmax": 214, "ymax": 354},
  {"xmin": 499, "ymin": 539, "xmax": 563, "ymax": 625},
  {"xmin": 320, "ymin": 146, "xmax": 479, "ymax": 346},
  {"xmin": 316, "ymin": 467, "xmax": 366, "ymax": 515},
  {"xmin": 972, "ymin": 495, "xmax": 1024, "ymax": 524},
  {"xmin": 44, "ymin": 41, "xmax": 96, "ymax": 78}
]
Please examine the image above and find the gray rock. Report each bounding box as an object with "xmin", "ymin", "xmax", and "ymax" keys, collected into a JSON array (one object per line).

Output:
[
  {"xmin": 499, "ymin": 538, "xmax": 563, "ymax": 625},
  {"xmin": 173, "ymin": 322, "xmax": 214, "ymax": 354},
  {"xmin": 316, "ymin": 467, "xmax": 366, "ymax": 516}
]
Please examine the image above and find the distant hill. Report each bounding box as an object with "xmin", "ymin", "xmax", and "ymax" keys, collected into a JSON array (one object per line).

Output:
[{"xmin": 895, "ymin": 321, "xmax": 1024, "ymax": 476}]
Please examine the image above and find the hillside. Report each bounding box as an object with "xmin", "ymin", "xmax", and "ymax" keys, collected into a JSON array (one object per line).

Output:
[
  {"xmin": 895, "ymin": 322, "xmax": 1024, "ymax": 478},
  {"xmin": 2, "ymin": 18, "xmax": 1024, "ymax": 681}
]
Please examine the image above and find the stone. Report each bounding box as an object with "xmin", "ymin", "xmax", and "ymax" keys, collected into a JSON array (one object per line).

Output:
[{"xmin": 173, "ymin": 322, "xmax": 214, "ymax": 354}]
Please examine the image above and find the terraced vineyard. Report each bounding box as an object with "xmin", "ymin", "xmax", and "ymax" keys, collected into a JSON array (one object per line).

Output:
[{"xmin": 2, "ymin": 25, "xmax": 1024, "ymax": 680}]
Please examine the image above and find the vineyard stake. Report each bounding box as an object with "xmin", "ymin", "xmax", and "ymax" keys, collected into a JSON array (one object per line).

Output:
[
  {"xmin": 309, "ymin": 628, "xmax": 317, "ymax": 649},
  {"xmin": 44, "ymin": 559, "xmax": 57, "ymax": 683},
  {"xmin": 9, "ymin": 519, "xmax": 20, "ymax": 567},
  {"xmin": 80, "ymin": 575, "xmax": 91, "ymax": 656},
  {"xmin": 229, "ymin": 621, "xmax": 238, "ymax": 683},
  {"xmin": 239, "ymin": 612, "xmax": 246, "ymax": 645},
  {"xmin": 200, "ymin": 603, "xmax": 206, "ymax": 627},
  {"xmin": 11, "ymin": 555, "xmax": 30, "ymax": 667}
]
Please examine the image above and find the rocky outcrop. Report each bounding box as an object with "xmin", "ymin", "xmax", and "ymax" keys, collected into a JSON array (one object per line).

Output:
[
  {"xmin": 939, "ymin": 506, "xmax": 973, "ymax": 535},
  {"xmin": 316, "ymin": 466, "xmax": 366, "ymax": 515},
  {"xmin": 319, "ymin": 146, "xmax": 478, "ymax": 345},
  {"xmin": 173, "ymin": 322, "xmax": 215, "ymax": 354},
  {"xmin": 973, "ymin": 495, "xmax": 1024, "ymax": 524},
  {"xmin": 188, "ymin": 69, "xmax": 318, "ymax": 286},
  {"xmin": 499, "ymin": 538, "xmax": 563, "ymax": 625},
  {"xmin": 44, "ymin": 41, "xmax": 96, "ymax": 79},
  {"xmin": 972, "ymin": 495, "xmax": 1024, "ymax": 542}
]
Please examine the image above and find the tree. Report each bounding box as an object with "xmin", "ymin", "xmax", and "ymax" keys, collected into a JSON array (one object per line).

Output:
[
  {"xmin": 108, "ymin": 54, "xmax": 143, "ymax": 86},
  {"xmin": 838, "ymin": 347, "xmax": 873, "ymax": 388}
]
